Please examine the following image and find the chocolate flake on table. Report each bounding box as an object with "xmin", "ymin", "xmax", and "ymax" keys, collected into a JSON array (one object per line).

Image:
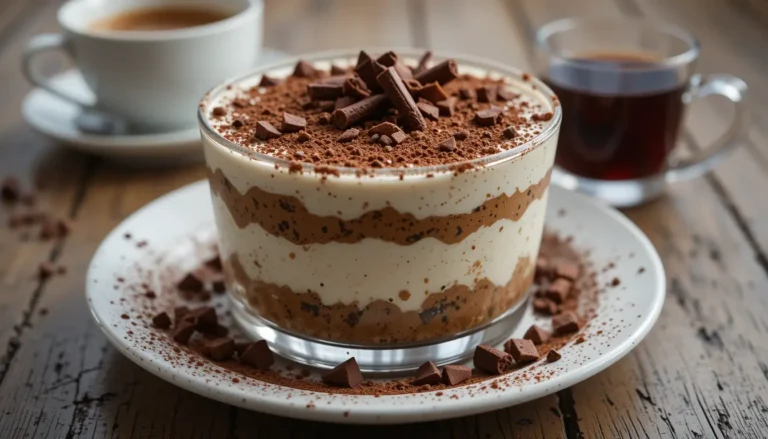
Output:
[
  {"xmin": 377, "ymin": 67, "xmax": 427, "ymax": 131},
  {"xmin": 414, "ymin": 59, "xmax": 458, "ymax": 85},
  {"xmin": 332, "ymin": 94, "xmax": 388, "ymax": 129},
  {"xmin": 337, "ymin": 128, "xmax": 360, "ymax": 143},
  {"xmin": 436, "ymin": 137, "xmax": 456, "ymax": 152},
  {"xmin": 355, "ymin": 59, "xmax": 387, "ymax": 92},
  {"xmin": 547, "ymin": 349, "xmax": 562, "ymax": 362},
  {"xmin": 545, "ymin": 278, "xmax": 572, "ymax": 304},
  {"xmin": 255, "ymin": 121, "xmax": 282, "ymax": 140},
  {"xmin": 474, "ymin": 345, "xmax": 512, "ymax": 375},
  {"xmin": 414, "ymin": 50, "xmax": 432, "ymax": 75},
  {"xmin": 475, "ymin": 107, "xmax": 502, "ymax": 126},
  {"xmin": 419, "ymin": 82, "xmax": 449, "ymax": 104},
  {"xmin": 554, "ymin": 261, "xmax": 580, "ymax": 281},
  {"xmin": 206, "ymin": 337, "xmax": 235, "ymax": 361},
  {"xmin": 417, "ymin": 100, "xmax": 440, "ymax": 121},
  {"xmin": 152, "ymin": 312, "xmax": 172, "ymax": 329},
  {"xmin": 476, "ymin": 86, "xmax": 497, "ymax": 103},
  {"xmin": 523, "ymin": 324, "xmax": 550, "ymax": 345},
  {"xmin": 411, "ymin": 361, "xmax": 442, "ymax": 386},
  {"xmin": 177, "ymin": 273, "xmax": 204, "ymax": 292},
  {"xmin": 308, "ymin": 83, "xmax": 343, "ymax": 101},
  {"xmin": 502, "ymin": 125, "xmax": 517, "ymax": 139},
  {"xmin": 442, "ymin": 365, "xmax": 471, "ymax": 385},
  {"xmin": 533, "ymin": 298, "xmax": 558, "ymax": 315},
  {"xmin": 343, "ymin": 76, "xmax": 371, "ymax": 99},
  {"xmin": 334, "ymin": 96, "xmax": 356, "ymax": 110},
  {"xmin": 330, "ymin": 64, "xmax": 348, "ymax": 75},
  {"xmin": 436, "ymin": 97, "xmax": 457, "ymax": 116},
  {"xmin": 172, "ymin": 321, "xmax": 195, "ymax": 344},
  {"xmin": 282, "ymin": 113, "xmax": 307, "ymax": 133},
  {"xmin": 240, "ymin": 340, "xmax": 274, "ymax": 370},
  {"xmin": 259, "ymin": 75, "xmax": 280, "ymax": 87},
  {"xmin": 292, "ymin": 60, "xmax": 318, "ymax": 78},
  {"xmin": 1, "ymin": 177, "xmax": 21, "ymax": 202},
  {"xmin": 321, "ymin": 358, "xmax": 363, "ymax": 388},
  {"xmin": 504, "ymin": 339, "xmax": 539, "ymax": 364},
  {"xmin": 552, "ymin": 311, "xmax": 580, "ymax": 335}
]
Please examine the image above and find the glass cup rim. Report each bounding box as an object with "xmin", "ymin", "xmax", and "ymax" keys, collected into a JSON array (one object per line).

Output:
[
  {"xmin": 197, "ymin": 48, "xmax": 562, "ymax": 179},
  {"xmin": 535, "ymin": 16, "xmax": 701, "ymax": 71}
]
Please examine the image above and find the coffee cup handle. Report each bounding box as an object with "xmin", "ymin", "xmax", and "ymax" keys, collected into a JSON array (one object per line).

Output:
[
  {"xmin": 23, "ymin": 33, "xmax": 93, "ymax": 108},
  {"xmin": 665, "ymin": 73, "xmax": 748, "ymax": 182}
]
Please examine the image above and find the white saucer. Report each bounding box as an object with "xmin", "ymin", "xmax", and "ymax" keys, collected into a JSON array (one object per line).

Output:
[
  {"xmin": 86, "ymin": 182, "xmax": 665, "ymax": 424},
  {"xmin": 21, "ymin": 48, "xmax": 287, "ymax": 165}
]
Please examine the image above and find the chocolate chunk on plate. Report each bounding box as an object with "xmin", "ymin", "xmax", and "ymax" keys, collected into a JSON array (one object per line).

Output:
[
  {"xmin": 240, "ymin": 340, "xmax": 274, "ymax": 370},
  {"xmin": 523, "ymin": 324, "xmax": 550, "ymax": 345},
  {"xmin": 174, "ymin": 306, "xmax": 190, "ymax": 323},
  {"xmin": 545, "ymin": 278, "xmax": 572, "ymax": 304},
  {"xmin": 322, "ymin": 357, "xmax": 363, "ymax": 388},
  {"xmin": 282, "ymin": 112, "xmax": 306, "ymax": 133},
  {"xmin": 255, "ymin": 121, "xmax": 282, "ymax": 140},
  {"xmin": 547, "ymin": 349, "xmax": 562, "ymax": 362},
  {"xmin": 532, "ymin": 297, "xmax": 558, "ymax": 315},
  {"xmin": 474, "ymin": 345, "xmax": 512, "ymax": 375},
  {"xmin": 172, "ymin": 320, "xmax": 195, "ymax": 344},
  {"xmin": 205, "ymin": 255, "xmax": 222, "ymax": 271},
  {"xmin": 553, "ymin": 311, "xmax": 580, "ymax": 334},
  {"xmin": 412, "ymin": 361, "xmax": 442, "ymax": 386},
  {"xmin": 1, "ymin": 177, "xmax": 21, "ymax": 202},
  {"xmin": 184, "ymin": 306, "xmax": 217, "ymax": 327},
  {"xmin": 442, "ymin": 365, "xmax": 471, "ymax": 385},
  {"xmin": 152, "ymin": 312, "xmax": 172, "ymax": 329},
  {"xmin": 206, "ymin": 337, "xmax": 235, "ymax": 361},
  {"xmin": 504, "ymin": 339, "xmax": 539, "ymax": 364}
]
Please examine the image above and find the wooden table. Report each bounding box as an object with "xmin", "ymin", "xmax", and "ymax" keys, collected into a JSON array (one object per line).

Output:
[{"xmin": 2, "ymin": 0, "xmax": 768, "ymax": 437}]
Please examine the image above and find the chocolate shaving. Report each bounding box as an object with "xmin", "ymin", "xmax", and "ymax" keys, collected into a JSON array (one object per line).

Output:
[
  {"xmin": 459, "ymin": 88, "xmax": 476, "ymax": 100},
  {"xmin": 502, "ymin": 125, "xmax": 517, "ymax": 139},
  {"xmin": 177, "ymin": 273, "xmax": 203, "ymax": 292},
  {"xmin": 376, "ymin": 51, "xmax": 413, "ymax": 80},
  {"xmin": 355, "ymin": 59, "xmax": 386, "ymax": 92},
  {"xmin": 206, "ymin": 338, "xmax": 235, "ymax": 361},
  {"xmin": 307, "ymin": 83, "xmax": 343, "ymax": 101},
  {"xmin": 292, "ymin": 60, "xmax": 318, "ymax": 78},
  {"xmin": 553, "ymin": 311, "xmax": 580, "ymax": 334},
  {"xmin": 240, "ymin": 340, "xmax": 274, "ymax": 370},
  {"xmin": 411, "ymin": 361, "xmax": 441, "ymax": 386},
  {"xmin": 337, "ymin": 128, "xmax": 360, "ymax": 143},
  {"xmin": 545, "ymin": 278, "xmax": 572, "ymax": 304},
  {"xmin": 474, "ymin": 345, "xmax": 512, "ymax": 375},
  {"xmin": 417, "ymin": 101, "xmax": 439, "ymax": 121},
  {"xmin": 259, "ymin": 75, "xmax": 280, "ymax": 87},
  {"xmin": 172, "ymin": 321, "xmax": 195, "ymax": 344},
  {"xmin": 436, "ymin": 137, "xmax": 456, "ymax": 152},
  {"xmin": 390, "ymin": 131, "xmax": 408, "ymax": 145},
  {"xmin": 547, "ymin": 349, "xmax": 562, "ymax": 362},
  {"xmin": 332, "ymin": 94, "xmax": 388, "ymax": 129},
  {"xmin": 533, "ymin": 298, "xmax": 558, "ymax": 315},
  {"xmin": 330, "ymin": 64, "xmax": 348, "ymax": 75},
  {"xmin": 368, "ymin": 122, "xmax": 402, "ymax": 136},
  {"xmin": 343, "ymin": 76, "xmax": 371, "ymax": 99},
  {"xmin": 523, "ymin": 324, "xmax": 550, "ymax": 345},
  {"xmin": 296, "ymin": 131, "xmax": 313, "ymax": 143},
  {"xmin": 152, "ymin": 312, "xmax": 171, "ymax": 329},
  {"xmin": 377, "ymin": 67, "xmax": 427, "ymax": 131},
  {"xmin": 474, "ymin": 107, "xmax": 502, "ymax": 126},
  {"xmin": 442, "ymin": 365, "xmax": 471, "ymax": 385},
  {"xmin": 414, "ymin": 59, "xmax": 458, "ymax": 85},
  {"xmin": 497, "ymin": 88, "xmax": 519, "ymax": 101},
  {"xmin": 321, "ymin": 358, "xmax": 363, "ymax": 388},
  {"xmin": 174, "ymin": 306, "xmax": 189, "ymax": 323},
  {"xmin": 476, "ymin": 86, "xmax": 497, "ymax": 103},
  {"xmin": 419, "ymin": 82, "xmax": 449, "ymax": 104},
  {"xmin": 255, "ymin": 121, "xmax": 281, "ymax": 140},
  {"xmin": 436, "ymin": 97, "xmax": 457, "ymax": 116},
  {"xmin": 414, "ymin": 51, "xmax": 432, "ymax": 75},
  {"xmin": 319, "ymin": 75, "xmax": 348, "ymax": 86},
  {"xmin": 281, "ymin": 113, "xmax": 306, "ymax": 133},
  {"xmin": 317, "ymin": 100, "xmax": 336, "ymax": 112},
  {"xmin": 404, "ymin": 79, "xmax": 422, "ymax": 98},
  {"xmin": 555, "ymin": 261, "xmax": 580, "ymax": 281},
  {"xmin": 356, "ymin": 50, "xmax": 372, "ymax": 68},
  {"xmin": 504, "ymin": 339, "xmax": 539, "ymax": 364},
  {"xmin": 334, "ymin": 96, "xmax": 356, "ymax": 110}
]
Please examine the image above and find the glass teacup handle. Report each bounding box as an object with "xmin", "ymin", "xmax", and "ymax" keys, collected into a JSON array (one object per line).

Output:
[
  {"xmin": 22, "ymin": 33, "xmax": 94, "ymax": 108},
  {"xmin": 666, "ymin": 73, "xmax": 748, "ymax": 183}
]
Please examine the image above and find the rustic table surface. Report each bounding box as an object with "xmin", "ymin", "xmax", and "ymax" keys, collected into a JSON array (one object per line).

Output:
[{"xmin": 2, "ymin": 0, "xmax": 768, "ymax": 437}]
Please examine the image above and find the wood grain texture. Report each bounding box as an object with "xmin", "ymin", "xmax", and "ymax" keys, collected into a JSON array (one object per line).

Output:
[{"xmin": 1, "ymin": 0, "xmax": 767, "ymax": 438}]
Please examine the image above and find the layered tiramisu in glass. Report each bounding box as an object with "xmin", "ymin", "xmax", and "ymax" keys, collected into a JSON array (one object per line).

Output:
[{"xmin": 199, "ymin": 50, "xmax": 561, "ymax": 371}]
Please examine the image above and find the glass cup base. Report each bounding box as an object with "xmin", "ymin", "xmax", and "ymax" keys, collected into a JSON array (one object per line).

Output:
[
  {"xmin": 552, "ymin": 167, "xmax": 667, "ymax": 208},
  {"xmin": 230, "ymin": 295, "xmax": 530, "ymax": 374}
]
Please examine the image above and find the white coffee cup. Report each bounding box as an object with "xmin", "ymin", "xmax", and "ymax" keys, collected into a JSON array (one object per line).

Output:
[{"xmin": 23, "ymin": 0, "xmax": 263, "ymax": 132}]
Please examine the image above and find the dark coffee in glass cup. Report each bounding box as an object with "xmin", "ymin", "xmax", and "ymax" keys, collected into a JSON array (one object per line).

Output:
[{"xmin": 535, "ymin": 17, "xmax": 748, "ymax": 207}]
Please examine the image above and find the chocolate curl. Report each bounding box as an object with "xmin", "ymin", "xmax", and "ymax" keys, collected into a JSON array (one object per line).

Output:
[
  {"xmin": 377, "ymin": 67, "xmax": 427, "ymax": 131},
  {"xmin": 414, "ymin": 51, "xmax": 432, "ymax": 75},
  {"xmin": 356, "ymin": 50, "xmax": 372, "ymax": 68},
  {"xmin": 332, "ymin": 94, "xmax": 388, "ymax": 129},
  {"xmin": 376, "ymin": 51, "xmax": 413, "ymax": 80},
  {"xmin": 307, "ymin": 83, "xmax": 343, "ymax": 100},
  {"xmin": 414, "ymin": 59, "xmax": 459, "ymax": 86}
]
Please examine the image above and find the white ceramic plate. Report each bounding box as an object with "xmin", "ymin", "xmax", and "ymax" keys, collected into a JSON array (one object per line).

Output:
[
  {"xmin": 21, "ymin": 48, "xmax": 287, "ymax": 165},
  {"xmin": 86, "ymin": 181, "xmax": 665, "ymax": 424}
]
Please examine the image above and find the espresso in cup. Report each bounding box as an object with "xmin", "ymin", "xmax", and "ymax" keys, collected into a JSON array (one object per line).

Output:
[
  {"xmin": 546, "ymin": 51, "xmax": 687, "ymax": 181},
  {"xmin": 90, "ymin": 5, "xmax": 232, "ymax": 32}
]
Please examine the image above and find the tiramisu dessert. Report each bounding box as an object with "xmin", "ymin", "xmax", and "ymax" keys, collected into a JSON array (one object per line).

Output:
[{"xmin": 199, "ymin": 50, "xmax": 560, "ymax": 346}]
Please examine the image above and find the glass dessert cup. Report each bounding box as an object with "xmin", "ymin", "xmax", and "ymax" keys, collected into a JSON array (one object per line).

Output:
[{"xmin": 198, "ymin": 49, "xmax": 562, "ymax": 373}]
